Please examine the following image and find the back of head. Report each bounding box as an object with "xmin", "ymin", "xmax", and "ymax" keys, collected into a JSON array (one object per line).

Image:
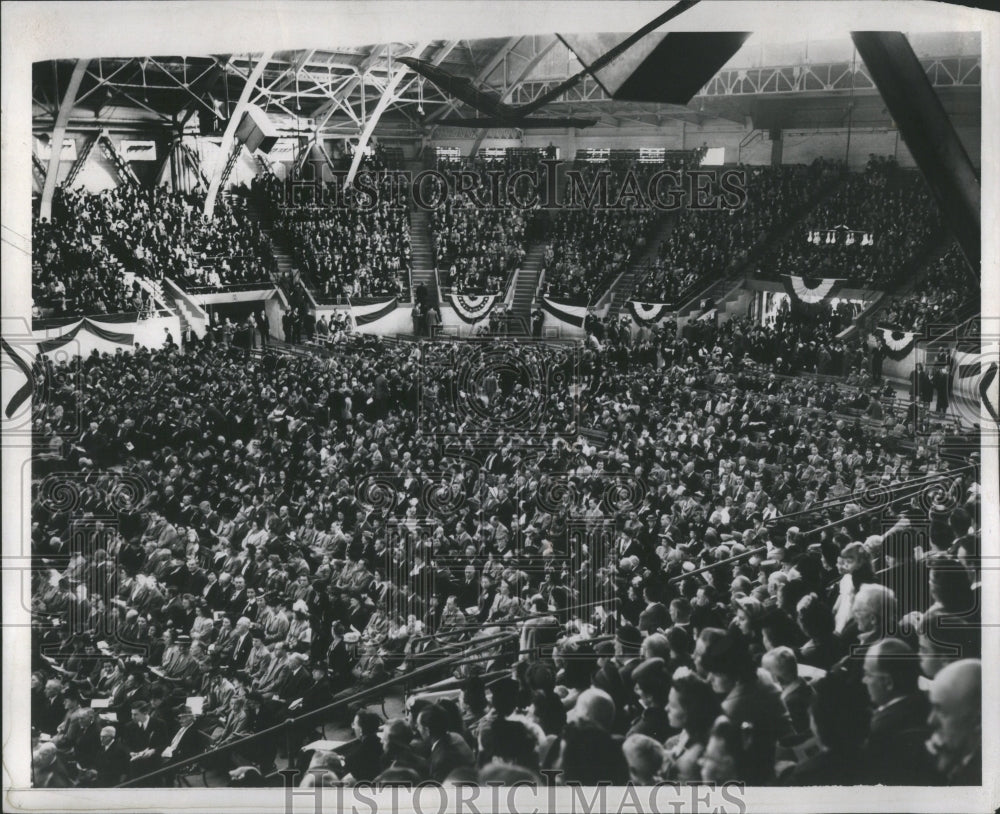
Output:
[
  {"xmin": 568, "ymin": 687, "xmax": 616, "ymax": 732},
  {"xmin": 809, "ymin": 671, "xmax": 870, "ymax": 753},
  {"xmin": 762, "ymin": 645, "xmax": 799, "ymax": 685},
  {"xmin": 868, "ymin": 637, "xmax": 921, "ymax": 697},
  {"xmin": 559, "ymin": 719, "xmax": 628, "ymax": 785},
  {"xmin": 622, "ymin": 733, "xmax": 665, "ymax": 781},
  {"xmin": 481, "ymin": 718, "xmax": 539, "ymax": 769},
  {"xmin": 700, "ymin": 629, "xmax": 754, "ymax": 683},
  {"xmin": 478, "ymin": 763, "xmax": 540, "ymax": 785}
]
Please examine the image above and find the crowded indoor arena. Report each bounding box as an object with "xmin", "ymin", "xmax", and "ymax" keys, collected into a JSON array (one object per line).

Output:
[{"xmin": 13, "ymin": 1, "xmax": 988, "ymax": 799}]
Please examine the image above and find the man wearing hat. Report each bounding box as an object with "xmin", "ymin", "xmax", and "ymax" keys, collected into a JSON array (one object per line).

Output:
[
  {"xmin": 52, "ymin": 687, "xmax": 89, "ymax": 754},
  {"xmin": 160, "ymin": 706, "xmax": 206, "ymax": 766},
  {"xmin": 158, "ymin": 635, "xmax": 200, "ymax": 688},
  {"xmin": 200, "ymin": 666, "xmax": 237, "ymax": 724},
  {"xmin": 471, "ymin": 676, "xmax": 519, "ymax": 739},
  {"xmin": 637, "ymin": 602, "xmax": 669, "ymax": 635},
  {"xmin": 263, "ymin": 595, "xmax": 291, "ymax": 645}
]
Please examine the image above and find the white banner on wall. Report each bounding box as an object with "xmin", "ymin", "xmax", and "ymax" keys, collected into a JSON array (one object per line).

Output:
[
  {"xmin": 34, "ymin": 137, "xmax": 77, "ymax": 161},
  {"xmin": 119, "ymin": 140, "xmax": 158, "ymax": 161}
]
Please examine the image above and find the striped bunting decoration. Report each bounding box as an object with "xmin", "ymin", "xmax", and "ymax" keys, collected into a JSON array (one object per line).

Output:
[
  {"xmin": 627, "ymin": 301, "xmax": 672, "ymax": 325},
  {"xmin": 448, "ymin": 292, "xmax": 498, "ymax": 324},
  {"xmin": 782, "ymin": 274, "xmax": 844, "ymax": 305},
  {"xmin": 875, "ymin": 326, "xmax": 918, "ymax": 361}
]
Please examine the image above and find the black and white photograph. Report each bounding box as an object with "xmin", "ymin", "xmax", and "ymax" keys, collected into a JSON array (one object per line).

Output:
[{"xmin": 2, "ymin": 2, "xmax": 997, "ymax": 812}]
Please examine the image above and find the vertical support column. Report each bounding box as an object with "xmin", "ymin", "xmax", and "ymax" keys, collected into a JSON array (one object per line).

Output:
[
  {"xmin": 770, "ymin": 129, "xmax": 783, "ymax": 166},
  {"xmin": 39, "ymin": 59, "xmax": 89, "ymax": 221}
]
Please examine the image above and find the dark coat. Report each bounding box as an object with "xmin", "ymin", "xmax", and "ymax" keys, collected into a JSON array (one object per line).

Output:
[
  {"xmin": 344, "ymin": 734, "xmax": 384, "ymax": 782},
  {"xmin": 862, "ymin": 692, "xmax": 940, "ymax": 785},
  {"xmin": 626, "ymin": 705, "xmax": 674, "ymax": 742},
  {"xmin": 90, "ymin": 739, "xmax": 131, "ymax": 786},
  {"xmin": 428, "ymin": 732, "xmax": 475, "ymax": 782}
]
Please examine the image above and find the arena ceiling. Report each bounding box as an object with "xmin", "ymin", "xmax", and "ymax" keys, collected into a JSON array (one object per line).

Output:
[{"xmin": 31, "ymin": 30, "xmax": 980, "ymax": 140}]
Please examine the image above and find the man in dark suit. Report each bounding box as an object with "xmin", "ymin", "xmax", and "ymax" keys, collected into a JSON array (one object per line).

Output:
[
  {"xmin": 180, "ymin": 557, "xmax": 209, "ymax": 597},
  {"xmin": 762, "ymin": 646, "xmax": 815, "ymax": 737},
  {"xmin": 455, "ymin": 565, "xmax": 480, "ymax": 610},
  {"xmin": 861, "ymin": 638, "xmax": 939, "ymax": 784},
  {"xmin": 90, "ymin": 725, "xmax": 130, "ymax": 786},
  {"xmin": 327, "ymin": 623, "xmax": 353, "ymax": 690},
  {"xmin": 122, "ymin": 701, "xmax": 169, "ymax": 782},
  {"xmin": 274, "ymin": 652, "xmax": 314, "ymax": 703},
  {"xmin": 201, "ymin": 572, "xmax": 224, "ymax": 611},
  {"xmin": 228, "ymin": 616, "xmax": 255, "ymax": 669},
  {"xmin": 476, "ymin": 575, "xmax": 496, "ymax": 624},
  {"xmin": 417, "ymin": 703, "xmax": 475, "ymax": 782},
  {"xmin": 344, "ymin": 710, "xmax": 384, "ymax": 782},
  {"xmin": 225, "ymin": 576, "xmax": 249, "ymax": 621}
]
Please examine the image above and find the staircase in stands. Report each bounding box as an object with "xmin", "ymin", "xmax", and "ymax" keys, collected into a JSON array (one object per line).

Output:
[
  {"xmin": 603, "ymin": 211, "xmax": 678, "ymax": 321},
  {"xmin": 674, "ymin": 167, "xmax": 853, "ymax": 324},
  {"xmin": 408, "ymin": 206, "xmax": 438, "ymax": 307},
  {"xmin": 508, "ymin": 242, "xmax": 547, "ymax": 334},
  {"xmin": 240, "ymin": 192, "xmax": 314, "ymax": 308}
]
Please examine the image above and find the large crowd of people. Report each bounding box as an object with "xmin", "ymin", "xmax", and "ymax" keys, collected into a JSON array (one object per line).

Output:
[
  {"xmin": 257, "ymin": 169, "xmax": 412, "ymax": 303},
  {"xmin": 759, "ymin": 156, "xmax": 942, "ymax": 288},
  {"xmin": 431, "ymin": 174, "xmax": 528, "ymax": 295},
  {"xmin": 880, "ymin": 244, "xmax": 978, "ymax": 332},
  {"xmin": 540, "ymin": 161, "xmax": 666, "ymax": 303},
  {"xmin": 33, "ymin": 204, "xmax": 146, "ymax": 317},
  {"xmin": 33, "ymin": 185, "xmax": 276, "ymax": 313},
  {"xmin": 639, "ymin": 161, "xmax": 843, "ymax": 305},
  {"xmin": 29, "ymin": 290, "xmax": 981, "ymax": 788}
]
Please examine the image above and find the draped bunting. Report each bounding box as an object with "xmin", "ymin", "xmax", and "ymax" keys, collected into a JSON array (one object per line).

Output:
[
  {"xmin": 2, "ymin": 320, "xmax": 134, "ymax": 418},
  {"xmin": 448, "ymin": 292, "xmax": 498, "ymax": 324},
  {"xmin": 953, "ymin": 350, "xmax": 1000, "ymax": 425},
  {"xmin": 781, "ymin": 275, "xmax": 844, "ymax": 305},
  {"xmin": 2, "ymin": 338, "xmax": 33, "ymax": 419},
  {"xmin": 626, "ymin": 301, "xmax": 673, "ymax": 325},
  {"xmin": 33, "ymin": 311, "xmax": 146, "ymax": 330},
  {"xmin": 541, "ymin": 297, "xmax": 589, "ymax": 328},
  {"xmin": 875, "ymin": 326, "xmax": 917, "ymax": 361},
  {"xmin": 35, "ymin": 319, "xmax": 135, "ymax": 355},
  {"xmin": 351, "ymin": 297, "xmax": 398, "ymax": 326}
]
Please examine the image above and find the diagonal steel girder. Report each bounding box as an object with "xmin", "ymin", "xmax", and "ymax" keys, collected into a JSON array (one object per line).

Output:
[
  {"xmin": 40, "ymin": 59, "xmax": 90, "ymax": 221},
  {"xmin": 309, "ymin": 45, "xmax": 392, "ymax": 129},
  {"xmin": 204, "ymin": 51, "xmax": 274, "ymax": 218},
  {"xmin": 343, "ymin": 40, "xmax": 431, "ymax": 188},
  {"xmin": 310, "ymin": 40, "xmax": 455, "ymax": 140}
]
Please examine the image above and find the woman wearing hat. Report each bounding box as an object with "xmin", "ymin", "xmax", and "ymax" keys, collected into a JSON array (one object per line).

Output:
[
  {"xmin": 662, "ymin": 670, "xmax": 721, "ymax": 781},
  {"xmin": 626, "ymin": 657, "xmax": 673, "ymax": 742}
]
